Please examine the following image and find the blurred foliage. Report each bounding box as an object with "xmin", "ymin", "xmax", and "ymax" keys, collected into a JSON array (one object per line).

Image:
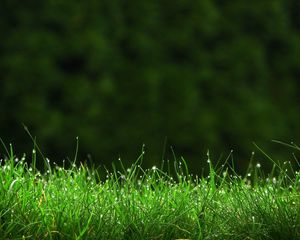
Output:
[{"xmin": 1, "ymin": 0, "xmax": 300, "ymax": 173}]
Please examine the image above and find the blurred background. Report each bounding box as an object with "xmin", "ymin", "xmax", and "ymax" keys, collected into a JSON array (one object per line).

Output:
[{"xmin": 1, "ymin": 1, "xmax": 300, "ymax": 175}]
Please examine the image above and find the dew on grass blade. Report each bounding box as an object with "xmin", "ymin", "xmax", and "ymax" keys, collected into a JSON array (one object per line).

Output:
[{"xmin": 3, "ymin": 165, "xmax": 11, "ymax": 171}]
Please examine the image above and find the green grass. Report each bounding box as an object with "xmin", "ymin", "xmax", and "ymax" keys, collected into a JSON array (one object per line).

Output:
[{"xmin": 1, "ymin": 144, "xmax": 300, "ymax": 239}]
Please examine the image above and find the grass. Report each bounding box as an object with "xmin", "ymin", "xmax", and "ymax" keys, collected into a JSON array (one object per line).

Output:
[{"xmin": 1, "ymin": 143, "xmax": 300, "ymax": 239}]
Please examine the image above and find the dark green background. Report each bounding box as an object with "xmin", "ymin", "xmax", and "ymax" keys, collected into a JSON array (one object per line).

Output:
[{"xmin": 1, "ymin": 1, "xmax": 300, "ymax": 174}]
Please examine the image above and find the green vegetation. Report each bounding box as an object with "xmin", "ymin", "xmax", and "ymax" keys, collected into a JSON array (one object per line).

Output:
[
  {"xmin": 1, "ymin": 143, "xmax": 300, "ymax": 240},
  {"xmin": 1, "ymin": 1, "xmax": 300, "ymax": 171}
]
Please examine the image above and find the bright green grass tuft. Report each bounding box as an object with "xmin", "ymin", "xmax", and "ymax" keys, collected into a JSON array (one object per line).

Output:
[{"xmin": 0, "ymin": 145, "xmax": 300, "ymax": 239}]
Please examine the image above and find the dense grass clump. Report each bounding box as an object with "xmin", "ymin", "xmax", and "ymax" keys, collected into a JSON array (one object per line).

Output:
[{"xmin": 0, "ymin": 145, "xmax": 300, "ymax": 239}]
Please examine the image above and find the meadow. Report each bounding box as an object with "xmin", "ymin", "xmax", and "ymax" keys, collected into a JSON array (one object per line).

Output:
[{"xmin": 0, "ymin": 141, "xmax": 300, "ymax": 240}]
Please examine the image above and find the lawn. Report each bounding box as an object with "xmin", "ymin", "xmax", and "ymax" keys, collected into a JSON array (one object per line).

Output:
[{"xmin": 0, "ymin": 143, "xmax": 300, "ymax": 239}]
